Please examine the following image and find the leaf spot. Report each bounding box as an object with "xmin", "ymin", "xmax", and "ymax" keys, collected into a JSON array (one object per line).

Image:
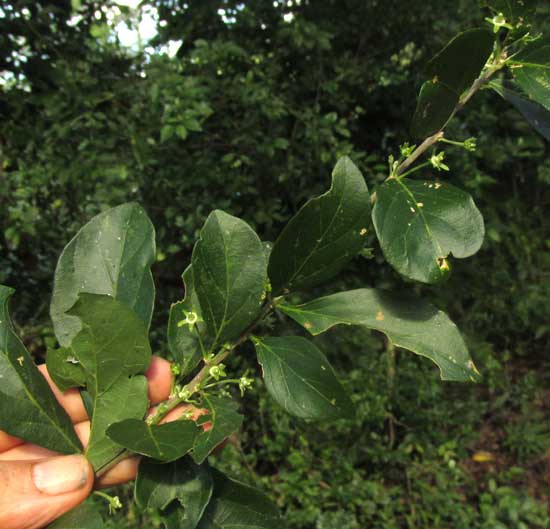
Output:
[
  {"xmin": 17, "ymin": 356, "xmax": 24, "ymax": 366},
  {"xmin": 376, "ymin": 310, "xmax": 385, "ymax": 321},
  {"xmin": 360, "ymin": 228, "xmax": 367, "ymax": 236},
  {"xmin": 304, "ymin": 322, "xmax": 312, "ymax": 330}
]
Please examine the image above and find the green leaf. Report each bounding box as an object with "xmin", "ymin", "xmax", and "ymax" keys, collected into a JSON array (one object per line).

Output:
[
  {"xmin": 86, "ymin": 376, "xmax": 149, "ymax": 471},
  {"xmin": 135, "ymin": 458, "xmax": 213, "ymax": 514},
  {"xmin": 46, "ymin": 347, "xmax": 87, "ymax": 392},
  {"xmin": 426, "ymin": 29, "xmax": 494, "ymax": 95},
  {"xmin": 65, "ymin": 294, "xmax": 151, "ymax": 470},
  {"xmin": 198, "ymin": 469, "xmax": 281, "ymax": 529},
  {"xmin": 372, "ymin": 178, "xmax": 484, "ymax": 283},
  {"xmin": 47, "ymin": 500, "xmax": 103, "ymax": 529},
  {"xmin": 511, "ymin": 39, "xmax": 550, "ymax": 111},
  {"xmin": 167, "ymin": 266, "xmax": 203, "ymax": 376},
  {"xmin": 253, "ymin": 336, "xmax": 354, "ymax": 420},
  {"xmin": 137, "ymin": 458, "xmax": 213, "ymax": 529},
  {"xmin": 411, "ymin": 81, "xmax": 458, "ymax": 138},
  {"xmin": 66, "ymin": 294, "xmax": 151, "ymax": 393},
  {"xmin": 0, "ymin": 286, "xmax": 82, "ymax": 454},
  {"xmin": 50, "ymin": 203, "xmax": 156, "ymax": 347},
  {"xmin": 192, "ymin": 210, "xmax": 267, "ymax": 351},
  {"xmin": 268, "ymin": 156, "xmax": 371, "ymax": 295},
  {"xmin": 161, "ymin": 501, "xmax": 203, "ymax": 529},
  {"xmin": 107, "ymin": 419, "xmax": 199, "ymax": 461},
  {"xmin": 491, "ymin": 79, "xmax": 550, "ymax": 141},
  {"xmin": 278, "ymin": 288, "xmax": 480, "ymax": 382},
  {"xmin": 192, "ymin": 395, "xmax": 243, "ymax": 464}
]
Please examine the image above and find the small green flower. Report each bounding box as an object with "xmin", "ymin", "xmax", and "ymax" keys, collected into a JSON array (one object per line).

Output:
[
  {"xmin": 177, "ymin": 309, "xmax": 202, "ymax": 331},
  {"xmin": 463, "ymin": 137, "xmax": 477, "ymax": 152},
  {"xmin": 178, "ymin": 386, "xmax": 191, "ymax": 401},
  {"xmin": 110, "ymin": 496, "xmax": 123, "ymax": 514},
  {"xmin": 209, "ymin": 363, "xmax": 227, "ymax": 381},
  {"xmin": 400, "ymin": 142, "xmax": 416, "ymax": 158},
  {"xmin": 239, "ymin": 375, "xmax": 254, "ymax": 396},
  {"xmin": 430, "ymin": 152, "xmax": 449, "ymax": 172}
]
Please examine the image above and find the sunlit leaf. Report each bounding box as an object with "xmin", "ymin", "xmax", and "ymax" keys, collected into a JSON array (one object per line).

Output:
[
  {"xmin": 192, "ymin": 211, "xmax": 267, "ymax": 352},
  {"xmin": 167, "ymin": 266, "xmax": 204, "ymax": 376},
  {"xmin": 254, "ymin": 336, "xmax": 354, "ymax": 420},
  {"xmin": 46, "ymin": 346, "xmax": 87, "ymax": 393},
  {"xmin": 198, "ymin": 469, "xmax": 281, "ymax": 529},
  {"xmin": 64, "ymin": 294, "xmax": 151, "ymax": 470},
  {"xmin": 268, "ymin": 156, "xmax": 370, "ymax": 294},
  {"xmin": 372, "ymin": 178, "xmax": 484, "ymax": 283},
  {"xmin": 192, "ymin": 395, "xmax": 243, "ymax": 464},
  {"xmin": 279, "ymin": 288, "xmax": 480, "ymax": 382},
  {"xmin": 0, "ymin": 286, "xmax": 82, "ymax": 454},
  {"xmin": 107, "ymin": 419, "xmax": 199, "ymax": 462},
  {"xmin": 50, "ymin": 203, "xmax": 156, "ymax": 347}
]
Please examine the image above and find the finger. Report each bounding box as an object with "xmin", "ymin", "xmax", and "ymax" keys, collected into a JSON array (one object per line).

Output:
[
  {"xmin": 158, "ymin": 403, "xmax": 210, "ymax": 424},
  {"xmin": 0, "ymin": 444, "xmax": 57, "ymax": 462},
  {"xmin": 0, "ymin": 422, "xmax": 91, "ymax": 463},
  {"xmin": 0, "ymin": 455, "xmax": 93, "ymax": 529},
  {"xmin": 0, "ymin": 357, "xmax": 174, "ymax": 455},
  {"xmin": 93, "ymin": 404, "xmax": 210, "ymax": 488},
  {"xmin": 37, "ymin": 356, "xmax": 174, "ymax": 424},
  {"xmin": 96, "ymin": 456, "xmax": 141, "ymax": 489},
  {"xmin": 0, "ymin": 404, "xmax": 209, "ymax": 493},
  {"xmin": 0, "ymin": 432, "xmax": 23, "ymax": 455},
  {"xmin": 144, "ymin": 356, "xmax": 174, "ymax": 404},
  {"xmin": 38, "ymin": 365, "xmax": 88, "ymax": 423}
]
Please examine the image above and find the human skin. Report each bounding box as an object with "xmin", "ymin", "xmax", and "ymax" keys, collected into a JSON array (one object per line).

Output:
[{"xmin": 0, "ymin": 356, "xmax": 205, "ymax": 529}]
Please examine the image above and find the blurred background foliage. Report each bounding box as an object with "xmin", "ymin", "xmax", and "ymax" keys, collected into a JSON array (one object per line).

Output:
[{"xmin": 1, "ymin": 0, "xmax": 549, "ymax": 527}]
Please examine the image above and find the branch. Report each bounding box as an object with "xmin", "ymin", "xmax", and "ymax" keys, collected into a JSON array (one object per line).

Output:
[
  {"xmin": 396, "ymin": 60, "xmax": 505, "ymax": 177},
  {"xmin": 95, "ymin": 300, "xmax": 274, "ymax": 480}
]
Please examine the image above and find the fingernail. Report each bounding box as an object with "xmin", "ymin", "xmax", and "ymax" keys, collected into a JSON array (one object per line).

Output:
[{"xmin": 32, "ymin": 455, "xmax": 90, "ymax": 495}]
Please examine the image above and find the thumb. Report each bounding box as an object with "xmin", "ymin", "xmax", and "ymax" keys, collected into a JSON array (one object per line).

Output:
[{"xmin": 0, "ymin": 455, "xmax": 94, "ymax": 529}]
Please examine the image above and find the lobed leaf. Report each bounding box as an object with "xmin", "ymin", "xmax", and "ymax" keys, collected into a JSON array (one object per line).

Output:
[
  {"xmin": 372, "ymin": 178, "xmax": 484, "ymax": 283},
  {"xmin": 254, "ymin": 336, "xmax": 354, "ymax": 420},
  {"xmin": 63, "ymin": 294, "xmax": 152, "ymax": 470},
  {"xmin": 135, "ymin": 457, "xmax": 213, "ymax": 518},
  {"xmin": 46, "ymin": 346, "xmax": 87, "ymax": 393},
  {"xmin": 50, "ymin": 203, "xmax": 156, "ymax": 347},
  {"xmin": 198, "ymin": 469, "xmax": 281, "ymax": 529},
  {"xmin": 411, "ymin": 81, "xmax": 458, "ymax": 138},
  {"xmin": 167, "ymin": 266, "xmax": 204, "ymax": 376},
  {"xmin": 426, "ymin": 28, "xmax": 494, "ymax": 95},
  {"xmin": 268, "ymin": 156, "xmax": 371, "ymax": 294},
  {"xmin": 107, "ymin": 418, "xmax": 199, "ymax": 462},
  {"xmin": 192, "ymin": 395, "xmax": 243, "ymax": 464},
  {"xmin": 192, "ymin": 210, "xmax": 267, "ymax": 352},
  {"xmin": 0, "ymin": 286, "xmax": 82, "ymax": 454},
  {"xmin": 85, "ymin": 376, "xmax": 149, "ymax": 471},
  {"xmin": 279, "ymin": 288, "xmax": 480, "ymax": 382}
]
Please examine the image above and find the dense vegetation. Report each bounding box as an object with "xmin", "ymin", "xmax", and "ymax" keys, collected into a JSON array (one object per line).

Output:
[{"xmin": 1, "ymin": 1, "xmax": 549, "ymax": 527}]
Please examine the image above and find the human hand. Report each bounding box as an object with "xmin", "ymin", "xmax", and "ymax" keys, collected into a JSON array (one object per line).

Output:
[{"xmin": 0, "ymin": 356, "xmax": 204, "ymax": 529}]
